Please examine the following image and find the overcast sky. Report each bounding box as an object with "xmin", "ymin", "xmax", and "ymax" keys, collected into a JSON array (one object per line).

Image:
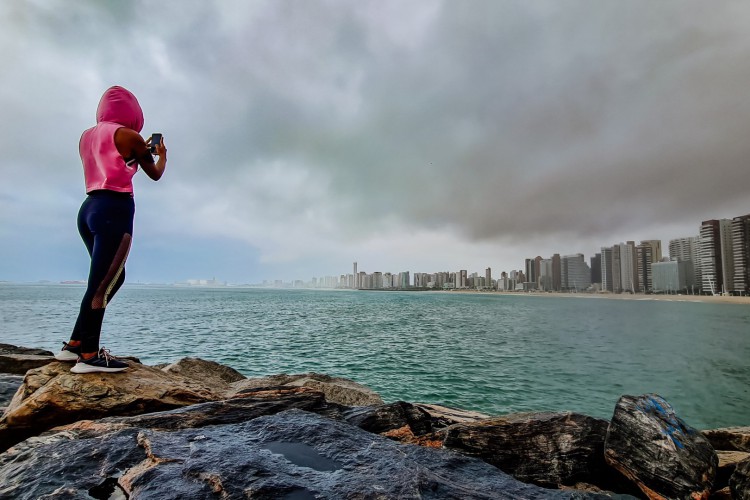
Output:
[{"xmin": 2, "ymin": 1, "xmax": 750, "ymax": 284}]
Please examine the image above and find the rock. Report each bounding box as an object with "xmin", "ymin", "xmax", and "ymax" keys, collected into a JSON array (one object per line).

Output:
[
  {"xmin": 704, "ymin": 427, "xmax": 750, "ymax": 453},
  {"xmin": 160, "ymin": 357, "xmax": 245, "ymax": 392},
  {"xmin": 0, "ymin": 409, "xmax": 613, "ymax": 499},
  {"xmin": 415, "ymin": 402, "xmax": 491, "ymax": 426},
  {"xmin": 54, "ymin": 386, "xmax": 338, "ymax": 437},
  {"xmin": 0, "ymin": 353, "xmax": 56, "ymax": 375},
  {"xmin": 343, "ymin": 401, "xmax": 442, "ymax": 446},
  {"xmin": 0, "ymin": 360, "xmax": 222, "ymax": 452},
  {"xmin": 716, "ymin": 451, "xmax": 750, "ymax": 491},
  {"xmin": 0, "ymin": 374, "xmax": 23, "ymax": 408},
  {"xmin": 730, "ymin": 458, "xmax": 750, "ymax": 500},
  {"xmin": 710, "ymin": 487, "xmax": 732, "ymax": 499},
  {"xmin": 443, "ymin": 411, "xmax": 612, "ymax": 489},
  {"xmin": 0, "ymin": 343, "xmax": 53, "ymax": 356},
  {"xmin": 604, "ymin": 394, "xmax": 718, "ymax": 500},
  {"xmin": 229, "ymin": 372, "xmax": 383, "ymax": 406}
]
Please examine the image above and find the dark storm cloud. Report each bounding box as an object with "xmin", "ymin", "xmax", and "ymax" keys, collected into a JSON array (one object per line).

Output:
[{"xmin": 2, "ymin": 0, "xmax": 750, "ymax": 280}]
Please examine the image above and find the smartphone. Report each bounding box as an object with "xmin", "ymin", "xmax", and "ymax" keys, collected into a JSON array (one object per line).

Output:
[{"xmin": 149, "ymin": 133, "xmax": 162, "ymax": 153}]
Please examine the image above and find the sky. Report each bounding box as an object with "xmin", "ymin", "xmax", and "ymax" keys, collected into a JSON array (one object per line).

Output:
[{"xmin": 2, "ymin": 1, "xmax": 750, "ymax": 284}]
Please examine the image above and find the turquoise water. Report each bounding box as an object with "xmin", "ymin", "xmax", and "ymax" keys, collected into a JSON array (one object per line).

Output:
[{"xmin": 1, "ymin": 283, "xmax": 748, "ymax": 429}]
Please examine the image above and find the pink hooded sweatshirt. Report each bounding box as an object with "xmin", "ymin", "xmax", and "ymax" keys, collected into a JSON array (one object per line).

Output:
[{"xmin": 79, "ymin": 86, "xmax": 145, "ymax": 194}]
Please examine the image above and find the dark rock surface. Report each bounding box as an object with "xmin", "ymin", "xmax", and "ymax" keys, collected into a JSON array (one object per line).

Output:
[
  {"xmin": 343, "ymin": 400, "xmax": 442, "ymax": 445},
  {"xmin": 704, "ymin": 427, "xmax": 750, "ymax": 453},
  {"xmin": 605, "ymin": 394, "xmax": 717, "ymax": 500},
  {"xmin": 0, "ymin": 409, "xmax": 613, "ymax": 499},
  {"xmin": 443, "ymin": 411, "xmax": 612, "ymax": 488},
  {"xmin": 730, "ymin": 458, "xmax": 750, "ymax": 500},
  {"xmin": 54, "ymin": 386, "xmax": 339, "ymax": 437}
]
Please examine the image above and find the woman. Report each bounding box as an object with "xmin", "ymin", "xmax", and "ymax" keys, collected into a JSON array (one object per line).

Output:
[{"xmin": 55, "ymin": 86, "xmax": 167, "ymax": 373}]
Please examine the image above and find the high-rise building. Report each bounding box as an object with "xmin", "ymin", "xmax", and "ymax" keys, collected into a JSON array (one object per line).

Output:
[
  {"xmin": 561, "ymin": 254, "xmax": 592, "ymax": 291},
  {"xmin": 732, "ymin": 214, "xmax": 750, "ymax": 294},
  {"xmin": 635, "ymin": 243, "xmax": 654, "ymax": 292},
  {"xmin": 552, "ymin": 254, "xmax": 561, "ymax": 292},
  {"xmin": 601, "ymin": 247, "xmax": 614, "ymax": 292},
  {"xmin": 353, "ymin": 262, "xmax": 358, "ymax": 289},
  {"xmin": 669, "ymin": 236, "xmax": 701, "ymax": 289},
  {"xmin": 612, "ymin": 245, "xmax": 622, "ymax": 292},
  {"xmin": 719, "ymin": 219, "xmax": 735, "ymax": 294},
  {"xmin": 640, "ymin": 240, "xmax": 663, "ymax": 262},
  {"xmin": 700, "ymin": 220, "xmax": 724, "ymax": 294},
  {"xmin": 590, "ymin": 253, "xmax": 602, "ymax": 286},
  {"xmin": 485, "ymin": 267, "xmax": 492, "ymax": 288}
]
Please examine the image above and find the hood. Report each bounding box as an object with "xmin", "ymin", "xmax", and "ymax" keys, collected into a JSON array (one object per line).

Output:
[{"xmin": 95, "ymin": 86, "xmax": 144, "ymax": 132}]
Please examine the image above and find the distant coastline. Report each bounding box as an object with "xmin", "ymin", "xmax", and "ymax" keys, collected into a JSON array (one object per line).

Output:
[{"xmin": 441, "ymin": 289, "xmax": 750, "ymax": 305}]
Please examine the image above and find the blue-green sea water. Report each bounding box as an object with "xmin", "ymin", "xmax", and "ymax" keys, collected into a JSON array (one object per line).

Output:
[{"xmin": 1, "ymin": 283, "xmax": 748, "ymax": 429}]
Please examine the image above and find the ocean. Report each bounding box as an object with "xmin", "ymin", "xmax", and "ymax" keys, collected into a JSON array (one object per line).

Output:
[{"xmin": 1, "ymin": 283, "xmax": 748, "ymax": 429}]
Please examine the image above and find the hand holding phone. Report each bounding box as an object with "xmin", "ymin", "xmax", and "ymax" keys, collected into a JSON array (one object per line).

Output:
[{"xmin": 148, "ymin": 133, "xmax": 163, "ymax": 154}]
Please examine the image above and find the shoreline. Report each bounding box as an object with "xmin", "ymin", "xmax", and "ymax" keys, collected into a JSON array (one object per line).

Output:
[{"xmin": 439, "ymin": 289, "xmax": 750, "ymax": 305}]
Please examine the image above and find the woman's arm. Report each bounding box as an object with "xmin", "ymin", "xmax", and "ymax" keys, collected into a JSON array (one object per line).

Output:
[{"xmin": 114, "ymin": 128, "xmax": 167, "ymax": 181}]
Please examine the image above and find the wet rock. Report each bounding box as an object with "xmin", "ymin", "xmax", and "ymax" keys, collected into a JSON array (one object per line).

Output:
[
  {"xmin": 160, "ymin": 357, "xmax": 245, "ymax": 392},
  {"xmin": 716, "ymin": 451, "xmax": 750, "ymax": 492},
  {"xmin": 229, "ymin": 372, "xmax": 383, "ymax": 406},
  {"xmin": 0, "ymin": 361, "xmax": 222, "ymax": 452},
  {"xmin": 604, "ymin": 394, "xmax": 717, "ymax": 500},
  {"xmin": 0, "ymin": 409, "xmax": 612, "ymax": 499},
  {"xmin": 443, "ymin": 411, "xmax": 611, "ymax": 488},
  {"xmin": 704, "ymin": 427, "xmax": 750, "ymax": 453},
  {"xmin": 730, "ymin": 458, "xmax": 750, "ymax": 500},
  {"xmin": 0, "ymin": 374, "xmax": 23, "ymax": 408}
]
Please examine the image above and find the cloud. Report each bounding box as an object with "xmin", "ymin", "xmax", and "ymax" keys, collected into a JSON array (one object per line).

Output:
[{"xmin": 2, "ymin": 0, "xmax": 750, "ymax": 281}]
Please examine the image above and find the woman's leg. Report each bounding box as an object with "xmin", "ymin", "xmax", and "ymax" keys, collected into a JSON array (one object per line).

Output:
[{"xmin": 69, "ymin": 194, "xmax": 134, "ymax": 356}]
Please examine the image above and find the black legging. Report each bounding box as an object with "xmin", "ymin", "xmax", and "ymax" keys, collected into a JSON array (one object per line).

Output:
[{"xmin": 70, "ymin": 190, "xmax": 135, "ymax": 353}]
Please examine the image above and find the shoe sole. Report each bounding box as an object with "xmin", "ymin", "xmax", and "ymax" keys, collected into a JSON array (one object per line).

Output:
[
  {"xmin": 55, "ymin": 351, "xmax": 80, "ymax": 362},
  {"xmin": 70, "ymin": 364, "xmax": 128, "ymax": 374}
]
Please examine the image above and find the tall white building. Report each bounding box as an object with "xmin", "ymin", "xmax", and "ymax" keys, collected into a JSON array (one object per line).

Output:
[
  {"xmin": 700, "ymin": 220, "xmax": 727, "ymax": 294},
  {"xmin": 732, "ymin": 215, "xmax": 750, "ymax": 294}
]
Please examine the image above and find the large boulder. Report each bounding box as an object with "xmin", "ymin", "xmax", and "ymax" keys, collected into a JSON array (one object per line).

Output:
[
  {"xmin": 160, "ymin": 357, "xmax": 245, "ymax": 392},
  {"xmin": 604, "ymin": 394, "xmax": 717, "ymax": 500},
  {"xmin": 229, "ymin": 372, "xmax": 383, "ymax": 406},
  {"xmin": 730, "ymin": 458, "xmax": 750, "ymax": 500},
  {"xmin": 704, "ymin": 427, "xmax": 750, "ymax": 453},
  {"xmin": 0, "ymin": 409, "xmax": 613, "ymax": 499},
  {"xmin": 0, "ymin": 360, "xmax": 222, "ymax": 452},
  {"xmin": 442, "ymin": 411, "xmax": 611, "ymax": 488}
]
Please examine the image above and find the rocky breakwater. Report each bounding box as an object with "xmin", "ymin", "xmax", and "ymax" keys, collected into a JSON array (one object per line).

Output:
[{"xmin": 0, "ymin": 344, "xmax": 746, "ymax": 499}]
